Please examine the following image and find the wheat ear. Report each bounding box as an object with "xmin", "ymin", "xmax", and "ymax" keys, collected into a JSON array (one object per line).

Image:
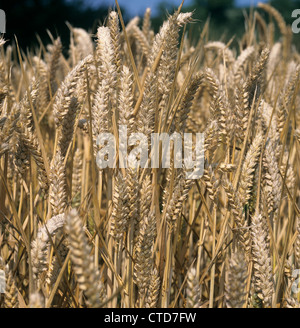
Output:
[{"xmin": 65, "ymin": 209, "xmax": 106, "ymax": 308}]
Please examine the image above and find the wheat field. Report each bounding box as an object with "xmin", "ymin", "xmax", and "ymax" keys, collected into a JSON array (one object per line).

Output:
[{"xmin": 0, "ymin": 2, "xmax": 299, "ymax": 308}]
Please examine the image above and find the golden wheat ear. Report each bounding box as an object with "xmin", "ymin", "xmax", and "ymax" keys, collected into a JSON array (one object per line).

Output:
[
  {"xmin": 65, "ymin": 208, "xmax": 106, "ymax": 308},
  {"xmin": 225, "ymin": 250, "xmax": 248, "ymax": 308},
  {"xmin": 185, "ymin": 267, "xmax": 201, "ymax": 308},
  {"xmin": 250, "ymin": 212, "xmax": 274, "ymax": 308}
]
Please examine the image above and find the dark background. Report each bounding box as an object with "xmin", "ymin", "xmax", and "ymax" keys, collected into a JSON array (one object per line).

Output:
[{"xmin": 0, "ymin": 0, "xmax": 299, "ymax": 53}]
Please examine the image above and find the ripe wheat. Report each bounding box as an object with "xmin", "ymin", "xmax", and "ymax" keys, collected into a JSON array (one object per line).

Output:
[{"xmin": 0, "ymin": 3, "xmax": 299, "ymax": 308}]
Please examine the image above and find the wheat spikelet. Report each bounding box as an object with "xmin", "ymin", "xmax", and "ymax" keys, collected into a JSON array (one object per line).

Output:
[
  {"xmin": 139, "ymin": 174, "xmax": 152, "ymax": 223},
  {"xmin": 96, "ymin": 26, "xmax": 117, "ymax": 97},
  {"xmin": 53, "ymin": 54, "xmax": 92, "ymax": 128},
  {"xmin": 175, "ymin": 72, "xmax": 204, "ymax": 133},
  {"xmin": 134, "ymin": 211, "xmax": 156, "ymax": 300},
  {"xmin": 145, "ymin": 267, "xmax": 160, "ymax": 308},
  {"xmin": 204, "ymin": 41, "xmax": 235, "ymax": 65},
  {"xmin": 132, "ymin": 173, "xmax": 152, "ymax": 253},
  {"xmin": 16, "ymin": 83, "xmax": 49, "ymax": 191},
  {"xmin": 222, "ymin": 179, "xmax": 251, "ymax": 257},
  {"xmin": 48, "ymin": 37, "xmax": 62, "ymax": 96},
  {"xmin": 203, "ymin": 167, "xmax": 219, "ymax": 202},
  {"xmin": 163, "ymin": 167, "xmax": 194, "ymax": 231},
  {"xmin": 135, "ymin": 69, "xmax": 156, "ymax": 136},
  {"xmin": 108, "ymin": 11, "xmax": 122, "ymax": 76},
  {"xmin": 4, "ymin": 271, "xmax": 18, "ymax": 308},
  {"xmin": 45, "ymin": 231, "xmax": 69, "ymax": 290},
  {"xmin": 185, "ymin": 267, "xmax": 201, "ymax": 308},
  {"xmin": 225, "ymin": 250, "xmax": 248, "ymax": 308},
  {"xmin": 131, "ymin": 25, "xmax": 150, "ymax": 60},
  {"xmin": 156, "ymin": 12, "xmax": 181, "ymax": 125},
  {"xmin": 204, "ymin": 68, "xmax": 220, "ymax": 99},
  {"xmin": 72, "ymin": 148, "xmax": 83, "ymax": 206},
  {"xmin": 245, "ymin": 48, "xmax": 269, "ymax": 107},
  {"xmin": 14, "ymin": 134, "xmax": 30, "ymax": 179},
  {"xmin": 92, "ymin": 79, "xmax": 110, "ymax": 159},
  {"xmin": 110, "ymin": 171, "xmax": 130, "ymax": 242},
  {"xmin": 235, "ymin": 82, "xmax": 250, "ymax": 141},
  {"xmin": 262, "ymin": 138, "xmax": 282, "ymax": 217},
  {"xmin": 126, "ymin": 168, "xmax": 140, "ymax": 226},
  {"xmin": 142, "ymin": 8, "xmax": 151, "ymax": 40},
  {"xmin": 65, "ymin": 209, "xmax": 106, "ymax": 308},
  {"xmin": 58, "ymin": 96, "xmax": 81, "ymax": 158},
  {"xmin": 284, "ymin": 276, "xmax": 300, "ymax": 308},
  {"xmin": 237, "ymin": 131, "xmax": 263, "ymax": 204},
  {"xmin": 32, "ymin": 56, "xmax": 49, "ymax": 110},
  {"xmin": 71, "ymin": 28, "xmax": 94, "ymax": 63},
  {"xmin": 49, "ymin": 151, "xmax": 68, "ymax": 216},
  {"xmin": 234, "ymin": 45, "xmax": 255, "ymax": 77},
  {"xmin": 31, "ymin": 214, "xmax": 65, "ymax": 284},
  {"xmin": 18, "ymin": 124, "xmax": 49, "ymax": 192},
  {"xmin": 251, "ymin": 213, "xmax": 274, "ymax": 307},
  {"xmin": 118, "ymin": 65, "xmax": 134, "ymax": 136}
]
